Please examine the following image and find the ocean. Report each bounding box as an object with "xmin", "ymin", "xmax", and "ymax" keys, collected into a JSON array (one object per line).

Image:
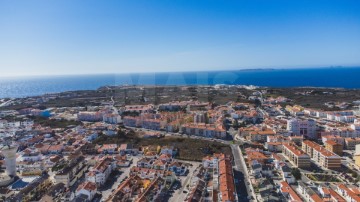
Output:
[{"xmin": 1, "ymin": 67, "xmax": 360, "ymax": 98}]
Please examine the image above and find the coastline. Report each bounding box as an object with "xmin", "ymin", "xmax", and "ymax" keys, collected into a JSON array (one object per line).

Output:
[{"xmin": 1, "ymin": 67, "xmax": 360, "ymax": 99}]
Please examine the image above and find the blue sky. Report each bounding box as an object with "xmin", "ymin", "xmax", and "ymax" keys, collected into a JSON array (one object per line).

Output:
[{"xmin": 0, "ymin": 0, "xmax": 360, "ymax": 76}]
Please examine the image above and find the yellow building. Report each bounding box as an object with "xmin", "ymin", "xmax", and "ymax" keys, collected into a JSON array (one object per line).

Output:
[
  {"xmin": 325, "ymin": 140, "xmax": 343, "ymax": 156},
  {"xmin": 355, "ymin": 155, "xmax": 360, "ymax": 167}
]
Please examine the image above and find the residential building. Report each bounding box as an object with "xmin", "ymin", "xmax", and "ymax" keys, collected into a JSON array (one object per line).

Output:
[
  {"xmin": 325, "ymin": 140, "xmax": 343, "ymax": 156},
  {"xmin": 282, "ymin": 143, "xmax": 311, "ymax": 168},
  {"xmin": 86, "ymin": 157, "xmax": 116, "ymax": 187},
  {"xmin": 344, "ymin": 138, "xmax": 360, "ymax": 150},
  {"xmin": 287, "ymin": 118, "xmax": 317, "ymax": 139},
  {"xmin": 75, "ymin": 181, "xmax": 97, "ymax": 202},
  {"xmin": 279, "ymin": 181, "xmax": 302, "ymax": 202},
  {"xmin": 302, "ymin": 140, "xmax": 341, "ymax": 169}
]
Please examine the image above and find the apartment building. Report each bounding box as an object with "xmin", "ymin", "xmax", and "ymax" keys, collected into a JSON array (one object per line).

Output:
[
  {"xmin": 344, "ymin": 138, "xmax": 360, "ymax": 150},
  {"xmin": 180, "ymin": 123, "xmax": 226, "ymax": 139},
  {"xmin": 325, "ymin": 140, "xmax": 343, "ymax": 156},
  {"xmin": 302, "ymin": 140, "xmax": 341, "ymax": 169},
  {"xmin": 54, "ymin": 156, "xmax": 86, "ymax": 188},
  {"xmin": 86, "ymin": 157, "xmax": 116, "ymax": 187},
  {"xmin": 282, "ymin": 143, "xmax": 311, "ymax": 168},
  {"xmin": 287, "ymin": 118, "xmax": 317, "ymax": 139}
]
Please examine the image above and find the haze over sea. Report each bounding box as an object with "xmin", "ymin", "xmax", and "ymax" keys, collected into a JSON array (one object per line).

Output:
[{"xmin": 1, "ymin": 67, "xmax": 360, "ymax": 99}]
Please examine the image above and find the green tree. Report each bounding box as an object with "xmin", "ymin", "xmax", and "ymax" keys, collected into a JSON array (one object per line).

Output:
[
  {"xmin": 291, "ymin": 168, "xmax": 302, "ymax": 180},
  {"xmin": 232, "ymin": 119, "xmax": 239, "ymax": 129}
]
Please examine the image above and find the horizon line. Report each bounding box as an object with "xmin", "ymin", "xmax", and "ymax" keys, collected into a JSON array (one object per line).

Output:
[{"xmin": 1, "ymin": 65, "xmax": 360, "ymax": 79}]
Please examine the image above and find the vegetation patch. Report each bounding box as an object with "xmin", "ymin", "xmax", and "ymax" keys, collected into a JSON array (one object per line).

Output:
[
  {"xmin": 92, "ymin": 131, "xmax": 232, "ymax": 161},
  {"xmin": 305, "ymin": 174, "xmax": 341, "ymax": 182}
]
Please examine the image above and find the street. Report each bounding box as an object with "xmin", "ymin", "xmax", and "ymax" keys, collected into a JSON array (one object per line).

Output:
[{"xmin": 231, "ymin": 144, "xmax": 257, "ymax": 202}]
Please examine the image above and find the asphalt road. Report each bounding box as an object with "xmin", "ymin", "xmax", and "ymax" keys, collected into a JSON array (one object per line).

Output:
[{"xmin": 231, "ymin": 144, "xmax": 257, "ymax": 202}]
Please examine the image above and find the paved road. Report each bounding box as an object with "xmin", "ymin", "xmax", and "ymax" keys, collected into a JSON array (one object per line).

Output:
[
  {"xmin": 169, "ymin": 163, "xmax": 199, "ymax": 202},
  {"xmin": 0, "ymin": 99, "xmax": 13, "ymax": 107},
  {"xmin": 231, "ymin": 144, "xmax": 257, "ymax": 202}
]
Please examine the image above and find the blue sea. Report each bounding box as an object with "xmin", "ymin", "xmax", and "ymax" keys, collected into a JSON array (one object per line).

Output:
[{"xmin": 1, "ymin": 67, "xmax": 360, "ymax": 98}]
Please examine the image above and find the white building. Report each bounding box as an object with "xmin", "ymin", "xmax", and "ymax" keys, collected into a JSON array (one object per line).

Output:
[
  {"xmin": 18, "ymin": 148, "xmax": 42, "ymax": 162},
  {"xmin": 75, "ymin": 181, "xmax": 97, "ymax": 201},
  {"xmin": 103, "ymin": 114, "xmax": 121, "ymax": 124},
  {"xmin": 287, "ymin": 118, "xmax": 317, "ymax": 139},
  {"xmin": 86, "ymin": 157, "xmax": 116, "ymax": 187}
]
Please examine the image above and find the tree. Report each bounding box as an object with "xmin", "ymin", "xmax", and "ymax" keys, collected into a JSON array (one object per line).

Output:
[
  {"xmin": 232, "ymin": 119, "xmax": 239, "ymax": 129},
  {"xmin": 352, "ymin": 171, "xmax": 358, "ymax": 178},
  {"xmin": 291, "ymin": 168, "xmax": 302, "ymax": 180}
]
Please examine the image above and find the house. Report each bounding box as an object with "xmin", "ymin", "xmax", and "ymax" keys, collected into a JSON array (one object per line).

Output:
[
  {"xmin": 248, "ymin": 130, "xmax": 276, "ymax": 142},
  {"xmin": 19, "ymin": 148, "xmax": 42, "ymax": 162},
  {"xmin": 250, "ymin": 160, "xmax": 262, "ymax": 175},
  {"xmin": 168, "ymin": 161, "xmax": 187, "ymax": 176},
  {"xmin": 160, "ymin": 146, "xmax": 175, "ymax": 156},
  {"xmin": 281, "ymin": 165, "xmax": 295, "ymax": 184},
  {"xmin": 336, "ymin": 184, "xmax": 360, "ymax": 202},
  {"xmin": 246, "ymin": 150, "xmax": 269, "ymax": 165},
  {"xmin": 75, "ymin": 181, "xmax": 97, "ymax": 202},
  {"xmin": 97, "ymin": 144, "xmax": 118, "ymax": 154},
  {"xmin": 130, "ymin": 167, "xmax": 176, "ymax": 183},
  {"xmin": 329, "ymin": 189, "xmax": 346, "ymax": 202},
  {"xmin": 265, "ymin": 142, "xmax": 283, "ymax": 152},
  {"xmin": 152, "ymin": 159, "xmax": 167, "ymax": 170},
  {"xmin": 114, "ymin": 155, "xmax": 131, "ymax": 167},
  {"xmin": 297, "ymin": 182, "xmax": 323, "ymax": 202},
  {"xmin": 144, "ymin": 151, "xmax": 158, "ymax": 159},
  {"xmin": 109, "ymin": 176, "xmax": 143, "ymax": 201},
  {"xmin": 137, "ymin": 157, "xmax": 154, "ymax": 168},
  {"xmin": 47, "ymin": 145, "xmax": 64, "ymax": 154},
  {"xmin": 202, "ymin": 156, "xmax": 218, "ymax": 168},
  {"xmin": 158, "ymin": 153, "xmax": 172, "ymax": 163},
  {"xmin": 119, "ymin": 144, "xmax": 134, "ymax": 155},
  {"xmin": 136, "ymin": 177, "xmax": 166, "ymax": 202},
  {"xmin": 279, "ymin": 181, "xmax": 302, "ymax": 202}
]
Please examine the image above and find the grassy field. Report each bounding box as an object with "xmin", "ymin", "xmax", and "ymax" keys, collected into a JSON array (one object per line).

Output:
[
  {"xmin": 263, "ymin": 87, "xmax": 360, "ymax": 110},
  {"xmin": 92, "ymin": 131, "xmax": 232, "ymax": 161},
  {"xmin": 3, "ymin": 86, "xmax": 359, "ymax": 111},
  {"xmin": 32, "ymin": 116, "xmax": 83, "ymax": 128},
  {"xmin": 305, "ymin": 173, "xmax": 341, "ymax": 182}
]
